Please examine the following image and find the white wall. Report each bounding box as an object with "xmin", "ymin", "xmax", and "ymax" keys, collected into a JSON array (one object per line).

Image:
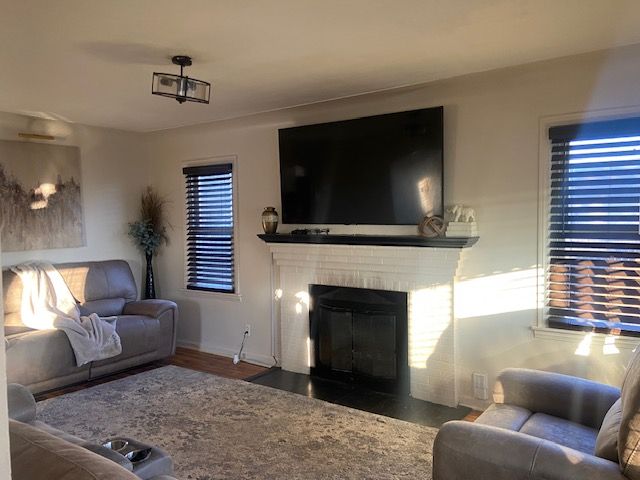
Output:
[
  {"xmin": 146, "ymin": 125, "xmax": 279, "ymax": 364},
  {"xmin": 146, "ymin": 44, "xmax": 640, "ymax": 408},
  {"xmin": 0, "ymin": 112, "xmax": 148, "ymax": 287}
]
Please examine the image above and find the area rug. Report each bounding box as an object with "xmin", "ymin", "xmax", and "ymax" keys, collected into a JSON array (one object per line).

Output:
[{"xmin": 37, "ymin": 365, "xmax": 437, "ymax": 479}]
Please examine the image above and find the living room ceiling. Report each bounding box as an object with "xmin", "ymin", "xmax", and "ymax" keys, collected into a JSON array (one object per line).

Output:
[{"xmin": 3, "ymin": 0, "xmax": 640, "ymax": 132}]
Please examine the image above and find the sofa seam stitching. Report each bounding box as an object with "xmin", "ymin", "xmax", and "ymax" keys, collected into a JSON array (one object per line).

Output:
[
  {"xmin": 624, "ymin": 436, "xmax": 640, "ymax": 475},
  {"xmin": 528, "ymin": 439, "xmax": 543, "ymax": 478}
]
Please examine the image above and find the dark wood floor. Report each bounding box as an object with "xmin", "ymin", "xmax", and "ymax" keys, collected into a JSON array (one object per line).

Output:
[
  {"xmin": 463, "ymin": 410, "xmax": 482, "ymax": 422},
  {"xmin": 165, "ymin": 347, "xmax": 269, "ymax": 380},
  {"xmin": 251, "ymin": 368, "xmax": 473, "ymax": 428},
  {"xmin": 35, "ymin": 347, "xmax": 269, "ymax": 401}
]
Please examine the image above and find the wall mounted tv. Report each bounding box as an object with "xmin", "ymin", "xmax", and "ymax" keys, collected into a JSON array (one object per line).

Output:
[{"xmin": 278, "ymin": 106, "xmax": 443, "ymax": 225}]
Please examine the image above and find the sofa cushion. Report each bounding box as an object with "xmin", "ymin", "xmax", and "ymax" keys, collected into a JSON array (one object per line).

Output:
[
  {"xmin": 2, "ymin": 268, "xmax": 28, "ymax": 331},
  {"xmin": 79, "ymin": 298, "xmax": 126, "ymax": 318},
  {"xmin": 57, "ymin": 260, "xmax": 137, "ymax": 316},
  {"xmin": 596, "ymin": 398, "xmax": 622, "ymax": 462},
  {"xmin": 91, "ymin": 315, "xmax": 160, "ymax": 366},
  {"xmin": 7, "ymin": 383, "xmax": 36, "ymax": 423},
  {"xmin": 4, "ymin": 306, "xmax": 33, "ymax": 335},
  {"xmin": 5, "ymin": 329, "xmax": 90, "ymax": 387},
  {"xmin": 519, "ymin": 412, "xmax": 598, "ymax": 455},
  {"xmin": 475, "ymin": 403, "xmax": 532, "ymax": 431},
  {"xmin": 619, "ymin": 347, "xmax": 640, "ymax": 479},
  {"xmin": 3, "ymin": 260, "xmax": 138, "ymax": 329},
  {"xmin": 31, "ymin": 420, "xmax": 87, "ymax": 446},
  {"xmin": 4, "ymin": 323, "xmax": 33, "ymax": 336},
  {"xmin": 9, "ymin": 419, "xmax": 138, "ymax": 480}
]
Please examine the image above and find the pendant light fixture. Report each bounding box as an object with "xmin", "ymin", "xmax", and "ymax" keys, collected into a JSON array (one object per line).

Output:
[{"xmin": 152, "ymin": 56, "xmax": 211, "ymax": 104}]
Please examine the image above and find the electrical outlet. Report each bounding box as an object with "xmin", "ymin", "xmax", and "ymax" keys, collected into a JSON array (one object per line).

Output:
[
  {"xmin": 245, "ymin": 324, "xmax": 251, "ymax": 337},
  {"xmin": 472, "ymin": 373, "xmax": 489, "ymax": 400}
]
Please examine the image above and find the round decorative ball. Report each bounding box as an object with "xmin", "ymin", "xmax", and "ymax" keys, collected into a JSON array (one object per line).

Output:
[{"xmin": 418, "ymin": 215, "xmax": 445, "ymax": 238}]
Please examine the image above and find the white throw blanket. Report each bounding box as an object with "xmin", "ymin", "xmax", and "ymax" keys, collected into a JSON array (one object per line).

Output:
[{"xmin": 11, "ymin": 261, "xmax": 122, "ymax": 367}]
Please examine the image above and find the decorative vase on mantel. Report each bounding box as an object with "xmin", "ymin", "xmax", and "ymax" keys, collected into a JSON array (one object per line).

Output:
[
  {"xmin": 145, "ymin": 251, "xmax": 156, "ymax": 299},
  {"xmin": 262, "ymin": 207, "xmax": 279, "ymax": 234}
]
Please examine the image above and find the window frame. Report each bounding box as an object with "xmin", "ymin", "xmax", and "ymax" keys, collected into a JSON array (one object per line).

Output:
[
  {"xmin": 181, "ymin": 155, "xmax": 241, "ymax": 300},
  {"xmin": 536, "ymin": 108, "xmax": 640, "ymax": 346}
]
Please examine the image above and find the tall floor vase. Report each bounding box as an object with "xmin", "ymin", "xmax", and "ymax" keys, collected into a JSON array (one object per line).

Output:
[{"xmin": 145, "ymin": 252, "xmax": 156, "ymax": 299}]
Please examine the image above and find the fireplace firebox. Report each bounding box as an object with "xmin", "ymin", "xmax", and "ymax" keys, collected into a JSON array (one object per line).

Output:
[{"xmin": 309, "ymin": 285, "xmax": 409, "ymax": 394}]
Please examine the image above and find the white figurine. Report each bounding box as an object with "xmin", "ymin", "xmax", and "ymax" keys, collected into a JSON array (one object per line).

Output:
[{"xmin": 447, "ymin": 205, "xmax": 476, "ymax": 223}]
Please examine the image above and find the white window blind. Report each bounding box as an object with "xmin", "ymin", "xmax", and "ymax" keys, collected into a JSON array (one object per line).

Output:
[
  {"xmin": 183, "ymin": 163, "xmax": 235, "ymax": 293},
  {"xmin": 548, "ymin": 118, "xmax": 640, "ymax": 336}
]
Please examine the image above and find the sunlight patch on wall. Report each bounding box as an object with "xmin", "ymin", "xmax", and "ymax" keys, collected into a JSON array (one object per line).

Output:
[
  {"xmin": 603, "ymin": 335, "xmax": 620, "ymax": 356},
  {"xmin": 574, "ymin": 333, "xmax": 622, "ymax": 357},
  {"xmin": 295, "ymin": 291, "xmax": 310, "ymax": 307},
  {"xmin": 455, "ymin": 267, "xmax": 541, "ymax": 319},
  {"xmin": 408, "ymin": 283, "xmax": 452, "ymax": 370},
  {"xmin": 294, "ymin": 291, "xmax": 309, "ymax": 315},
  {"xmin": 575, "ymin": 332, "xmax": 594, "ymax": 356},
  {"xmin": 288, "ymin": 290, "xmax": 313, "ymax": 366},
  {"xmin": 307, "ymin": 336, "xmax": 313, "ymax": 368}
]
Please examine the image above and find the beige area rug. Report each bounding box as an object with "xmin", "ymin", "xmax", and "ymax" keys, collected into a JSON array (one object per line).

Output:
[{"xmin": 37, "ymin": 365, "xmax": 437, "ymax": 479}]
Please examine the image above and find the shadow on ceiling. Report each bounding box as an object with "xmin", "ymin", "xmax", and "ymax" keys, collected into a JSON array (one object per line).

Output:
[{"xmin": 77, "ymin": 41, "xmax": 203, "ymax": 66}]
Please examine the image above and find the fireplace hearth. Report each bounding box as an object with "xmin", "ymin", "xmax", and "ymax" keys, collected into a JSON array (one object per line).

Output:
[{"xmin": 309, "ymin": 285, "xmax": 409, "ymax": 394}]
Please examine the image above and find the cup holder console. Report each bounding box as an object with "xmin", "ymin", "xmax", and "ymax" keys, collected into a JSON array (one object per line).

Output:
[
  {"xmin": 99, "ymin": 436, "xmax": 173, "ymax": 478},
  {"xmin": 103, "ymin": 438, "xmax": 152, "ymax": 464}
]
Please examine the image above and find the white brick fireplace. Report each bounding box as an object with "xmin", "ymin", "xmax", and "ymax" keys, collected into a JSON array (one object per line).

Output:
[{"xmin": 267, "ymin": 243, "xmax": 465, "ymax": 407}]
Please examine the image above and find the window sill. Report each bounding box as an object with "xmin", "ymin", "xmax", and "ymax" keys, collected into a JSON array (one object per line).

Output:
[
  {"xmin": 180, "ymin": 288, "xmax": 243, "ymax": 302},
  {"xmin": 532, "ymin": 326, "xmax": 640, "ymax": 350}
]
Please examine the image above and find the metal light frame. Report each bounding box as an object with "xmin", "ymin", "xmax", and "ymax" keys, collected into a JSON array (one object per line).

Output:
[{"xmin": 152, "ymin": 55, "xmax": 211, "ymax": 104}]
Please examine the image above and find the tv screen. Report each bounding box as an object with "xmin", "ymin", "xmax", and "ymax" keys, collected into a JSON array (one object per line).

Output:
[{"xmin": 278, "ymin": 106, "xmax": 443, "ymax": 225}]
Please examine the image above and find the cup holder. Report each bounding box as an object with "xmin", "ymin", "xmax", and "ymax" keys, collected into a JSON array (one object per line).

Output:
[
  {"xmin": 125, "ymin": 447, "xmax": 152, "ymax": 464},
  {"xmin": 102, "ymin": 439, "xmax": 129, "ymax": 452},
  {"xmin": 101, "ymin": 438, "xmax": 154, "ymax": 465}
]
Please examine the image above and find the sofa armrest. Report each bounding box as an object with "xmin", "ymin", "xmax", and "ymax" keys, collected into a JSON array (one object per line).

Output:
[
  {"xmin": 123, "ymin": 299, "xmax": 178, "ymax": 357},
  {"xmin": 7, "ymin": 383, "xmax": 36, "ymax": 423},
  {"xmin": 82, "ymin": 443, "xmax": 134, "ymax": 472},
  {"xmin": 433, "ymin": 421, "xmax": 625, "ymax": 480},
  {"xmin": 494, "ymin": 368, "xmax": 620, "ymax": 429},
  {"xmin": 123, "ymin": 299, "xmax": 177, "ymax": 318}
]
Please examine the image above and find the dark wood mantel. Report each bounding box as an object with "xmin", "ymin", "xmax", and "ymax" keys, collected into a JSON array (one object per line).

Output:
[{"xmin": 257, "ymin": 233, "xmax": 478, "ymax": 248}]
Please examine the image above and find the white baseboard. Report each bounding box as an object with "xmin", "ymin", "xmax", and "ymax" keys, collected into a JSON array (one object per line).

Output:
[{"xmin": 176, "ymin": 339, "xmax": 275, "ymax": 368}]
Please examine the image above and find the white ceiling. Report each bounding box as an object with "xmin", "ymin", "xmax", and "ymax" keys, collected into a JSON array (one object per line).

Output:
[{"xmin": 3, "ymin": 0, "xmax": 640, "ymax": 132}]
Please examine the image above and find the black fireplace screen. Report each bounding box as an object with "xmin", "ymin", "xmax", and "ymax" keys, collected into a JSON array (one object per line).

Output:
[{"xmin": 310, "ymin": 285, "xmax": 408, "ymax": 394}]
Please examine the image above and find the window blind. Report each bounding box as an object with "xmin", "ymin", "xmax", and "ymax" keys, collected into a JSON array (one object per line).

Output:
[
  {"xmin": 183, "ymin": 163, "xmax": 235, "ymax": 293},
  {"xmin": 548, "ymin": 118, "xmax": 640, "ymax": 335}
]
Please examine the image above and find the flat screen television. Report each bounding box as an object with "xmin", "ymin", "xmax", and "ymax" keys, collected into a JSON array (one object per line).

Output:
[{"xmin": 278, "ymin": 106, "xmax": 443, "ymax": 225}]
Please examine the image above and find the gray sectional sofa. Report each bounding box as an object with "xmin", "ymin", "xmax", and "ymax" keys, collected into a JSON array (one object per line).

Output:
[
  {"xmin": 8, "ymin": 384, "xmax": 176, "ymax": 479},
  {"xmin": 3, "ymin": 260, "xmax": 178, "ymax": 394},
  {"xmin": 433, "ymin": 347, "xmax": 640, "ymax": 479}
]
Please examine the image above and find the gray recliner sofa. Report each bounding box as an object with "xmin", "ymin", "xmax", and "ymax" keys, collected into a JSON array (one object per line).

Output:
[
  {"xmin": 3, "ymin": 260, "xmax": 178, "ymax": 394},
  {"xmin": 8, "ymin": 384, "xmax": 176, "ymax": 479},
  {"xmin": 433, "ymin": 346, "xmax": 640, "ymax": 479}
]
